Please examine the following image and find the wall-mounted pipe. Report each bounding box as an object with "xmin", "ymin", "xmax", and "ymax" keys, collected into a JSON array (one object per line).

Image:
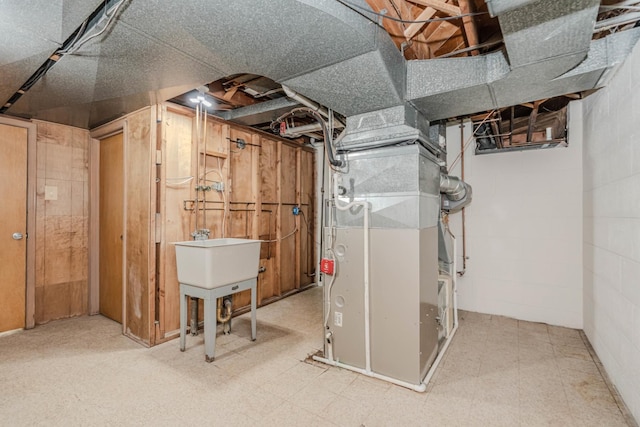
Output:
[
  {"xmin": 281, "ymin": 85, "xmax": 345, "ymax": 128},
  {"xmin": 460, "ymin": 120, "xmax": 468, "ymax": 275},
  {"xmin": 275, "ymin": 107, "xmax": 344, "ymax": 168},
  {"xmin": 280, "ymin": 122, "xmax": 323, "ymax": 138}
]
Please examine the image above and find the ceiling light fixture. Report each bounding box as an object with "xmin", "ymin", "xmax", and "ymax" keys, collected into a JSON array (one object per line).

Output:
[{"xmin": 189, "ymin": 86, "xmax": 213, "ymax": 108}]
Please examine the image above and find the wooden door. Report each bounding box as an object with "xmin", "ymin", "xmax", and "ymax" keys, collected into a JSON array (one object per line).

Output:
[
  {"xmin": 99, "ymin": 133, "xmax": 124, "ymax": 323},
  {"xmin": 0, "ymin": 124, "xmax": 27, "ymax": 332}
]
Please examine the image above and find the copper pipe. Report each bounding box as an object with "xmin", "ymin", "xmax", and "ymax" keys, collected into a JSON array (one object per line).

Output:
[{"xmin": 460, "ymin": 119, "xmax": 467, "ymax": 276}]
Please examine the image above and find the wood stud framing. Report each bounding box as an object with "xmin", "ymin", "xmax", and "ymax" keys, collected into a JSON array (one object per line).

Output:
[{"xmin": 153, "ymin": 103, "xmax": 315, "ymax": 344}]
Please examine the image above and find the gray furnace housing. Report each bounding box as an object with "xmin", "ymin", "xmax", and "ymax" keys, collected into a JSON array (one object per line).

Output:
[{"xmin": 325, "ymin": 144, "xmax": 442, "ymax": 385}]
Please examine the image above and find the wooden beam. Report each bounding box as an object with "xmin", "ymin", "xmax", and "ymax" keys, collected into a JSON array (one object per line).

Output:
[
  {"xmin": 222, "ymin": 86, "xmax": 240, "ymax": 102},
  {"xmin": 526, "ymin": 100, "xmax": 543, "ymax": 143},
  {"xmin": 425, "ymin": 21, "xmax": 461, "ymax": 58},
  {"xmin": 404, "ymin": 6, "xmax": 438, "ymax": 41},
  {"xmin": 458, "ymin": 0, "xmax": 480, "ymax": 56},
  {"xmin": 434, "ymin": 34, "xmax": 465, "ymax": 57},
  {"xmin": 408, "ymin": 0, "xmax": 460, "ymax": 16},
  {"xmin": 366, "ymin": 0, "xmax": 431, "ymax": 59}
]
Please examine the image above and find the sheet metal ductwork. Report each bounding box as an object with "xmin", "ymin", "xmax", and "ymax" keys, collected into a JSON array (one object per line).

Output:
[
  {"xmin": 407, "ymin": 0, "xmax": 640, "ymax": 121},
  {"xmin": 3, "ymin": 0, "xmax": 404, "ymax": 128},
  {"xmin": 1, "ymin": 0, "xmax": 639, "ymax": 128},
  {"xmin": 440, "ymin": 174, "xmax": 472, "ymax": 213}
]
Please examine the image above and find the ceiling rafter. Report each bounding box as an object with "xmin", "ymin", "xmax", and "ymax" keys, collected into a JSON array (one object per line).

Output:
[
  {"xmin": 458, "ymin": 0, "xmax": 480, "ymax": 55},
  {"xmin": 408, "ymin": 0, "xmax": 461, "ymax": 16},
  {"xmin": 366, "ymin": 0, "xmax": 433, "ymax": 58}
]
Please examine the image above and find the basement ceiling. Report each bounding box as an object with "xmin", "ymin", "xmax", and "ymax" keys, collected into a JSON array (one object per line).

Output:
[{"xmin": 1, "ymin": 0, "xmax": 639, "ymax": 130}]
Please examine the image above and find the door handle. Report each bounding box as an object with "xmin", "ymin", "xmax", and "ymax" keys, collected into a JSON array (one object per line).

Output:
[{"xmin": 12, "ymin": 232, "xmax": 23, "ymax": 240}]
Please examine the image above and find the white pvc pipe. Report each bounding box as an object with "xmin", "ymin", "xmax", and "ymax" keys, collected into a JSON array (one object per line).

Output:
[
  {"xmin": 281, "ymin": 85, "xmax": 345, "ymax": 128},
  {"xmin": 332, "ymin": 176, "xmax": 371, "ymax": 373}
]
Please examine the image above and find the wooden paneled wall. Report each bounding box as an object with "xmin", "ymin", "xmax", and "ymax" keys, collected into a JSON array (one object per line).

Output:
[
  {"xmin": 123, "ymin": 109, "xmax": 155, "ymax": 344},
  {"xmin": 156, "ymin": 104, "xmax": 316, "ymax": 341},
  {"xmin": 89, "ymin": 108, "xmax": 156, "ymax": 345},
  {"xmin": 34, "ymin": 121, "xmax": 90, "ymax": 324}
]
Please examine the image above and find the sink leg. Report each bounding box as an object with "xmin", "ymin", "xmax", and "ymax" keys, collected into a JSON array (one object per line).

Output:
[
  {"xmin": 179, "ymin": 285, "xmax": 187, "ymax": 352},
  {"xmin": 251, "ymin": 281, "xmax": 257, "ymax": 341},
  {"xmin": 204, "ymin": 295, "xmax": 216, "ymax": 362}
]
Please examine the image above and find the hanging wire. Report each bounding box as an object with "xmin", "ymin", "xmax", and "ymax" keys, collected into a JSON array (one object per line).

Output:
[
  {"xmin": 449, "ymin": 110, "xmax": 496, "ymax": 170},
  {"xmin": 58, "ymin": 0, "xmax": 127, "ymax": 55},
  {"xmin": 166, "ymin": 176, "xmax": 194, "ymax": 187}
]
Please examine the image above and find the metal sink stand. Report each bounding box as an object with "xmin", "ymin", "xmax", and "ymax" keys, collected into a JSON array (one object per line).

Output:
[{"xmin": 179, "ymin": 277, "xmax": 257, "ymax": 362}]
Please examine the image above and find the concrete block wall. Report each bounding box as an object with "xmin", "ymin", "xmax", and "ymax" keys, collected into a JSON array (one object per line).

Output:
[
  {"xmin": 445, "ymin": 104, "xmax": 584, "ymax": 328},
  {"xmin": 582, "ymin": 40, "xmax": 640, "ymax": 421}
]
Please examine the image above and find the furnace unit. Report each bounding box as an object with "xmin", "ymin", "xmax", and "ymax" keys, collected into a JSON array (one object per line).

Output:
[{"xmin": 316, "ymin": 106, "xmax": 471, "ymax": 390}]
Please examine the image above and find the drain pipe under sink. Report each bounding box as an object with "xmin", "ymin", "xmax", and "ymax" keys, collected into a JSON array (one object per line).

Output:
[{"xmin": 217, "ymin": 297, "xmax": 232, "ymax": 334}]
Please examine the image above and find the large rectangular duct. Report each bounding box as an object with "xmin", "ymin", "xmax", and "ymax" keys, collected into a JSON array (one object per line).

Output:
[{"xmin": 338, "ymin": 104, "xmax": 438, "ymax": 153}]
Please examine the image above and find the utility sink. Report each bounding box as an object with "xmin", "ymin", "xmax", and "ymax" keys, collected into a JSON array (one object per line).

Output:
[{"xmin": 173, "ymin": 238, "xmax": 261, "ymax": 289}]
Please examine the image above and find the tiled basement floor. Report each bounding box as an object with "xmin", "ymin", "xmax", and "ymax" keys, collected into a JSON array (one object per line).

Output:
[{"xmin": 0, "ymin": 286, "xmax": 634, "ymax": 426}]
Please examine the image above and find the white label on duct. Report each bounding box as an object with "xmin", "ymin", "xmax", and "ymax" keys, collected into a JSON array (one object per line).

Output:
[{"xmin": 334, "ymin": 311, "xmax": 343, "ymax": 327}]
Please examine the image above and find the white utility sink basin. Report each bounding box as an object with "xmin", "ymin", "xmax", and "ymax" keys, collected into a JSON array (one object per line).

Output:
[{"xmin": 173, "ymin": 238, "xmax": 261, "ymax": 289}]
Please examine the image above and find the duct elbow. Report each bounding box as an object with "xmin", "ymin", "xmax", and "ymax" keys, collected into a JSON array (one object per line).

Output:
[
  {"xmin": 440, "ymin": 174, "xmax": 472, "ymax": 213},
  {"xmin": 440, "ymin": 174, "xmax": 466, "ymax": 201}
]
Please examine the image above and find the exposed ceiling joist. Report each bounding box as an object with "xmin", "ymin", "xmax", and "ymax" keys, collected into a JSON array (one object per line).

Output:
[
  {"xmin": 404, "ymin": 5, "xmax": 439, "ymax": 40},
  {"xmin": 425, "ymin": 21, "xmax": 461, "ymax": 57},
  {"xmin": 458, "ymin": 0, "xmax": 480, "ymax": 55},
  {"xmin": 408, "ymin": 0, "xmax": 461, "ymax": 16}
]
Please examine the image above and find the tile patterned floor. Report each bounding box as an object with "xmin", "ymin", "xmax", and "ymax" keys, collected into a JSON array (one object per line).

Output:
[{"xmin": 0, "ymin": 286, "xmax": 634, "ymax": 426}]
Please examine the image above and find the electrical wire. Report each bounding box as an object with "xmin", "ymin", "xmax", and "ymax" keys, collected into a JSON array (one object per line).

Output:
[
  {"xmin": 262, "ymin": 227, "xmax": 298, "ymax": 243},
  {"xmin": 166, "ymin": 176, "xmax": 194, "ymax": 186},
  {"xmin": 335, "ymin": 0, "xmax": 487, "ymax": 24},
  {"xmin": 449, "ymin": 109, "xmax": 496, "ymax": 170},
  {"xmin": 435, "ymin": 39, "xmax": 504, "ymax": 58},
  {"xmin": 58, "ymin": 0, "xmax": 127, "ymax": 55},
  {"xmin": 56, "ymin": 21, "xmax": 87, "ymax": 54}
]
